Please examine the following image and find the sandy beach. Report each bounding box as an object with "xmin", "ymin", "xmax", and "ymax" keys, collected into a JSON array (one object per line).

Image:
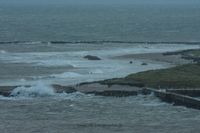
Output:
[{"xmin": 112, "ymin": 52, "xmax": 192, "ymax": 65}]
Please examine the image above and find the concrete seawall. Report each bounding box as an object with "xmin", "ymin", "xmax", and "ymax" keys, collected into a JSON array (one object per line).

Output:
[
  {"xmin": 143, "ymin": 88, "xmax": 200, "ymax": 110},
  {"xmin": 167, "ymin": 89, "xmax": 200, "ymax": 97}
]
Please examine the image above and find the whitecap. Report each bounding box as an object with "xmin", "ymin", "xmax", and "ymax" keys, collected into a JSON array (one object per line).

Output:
[
  {"xmin": 10, "ymin": 82, "xmax": 55, "ymax": 97},
  {"xmin": 0, "ymin": 50, "xmax": 7, "ymax": 54},
  {"xmin": 36, "ymin": 60, "xmax": 76, "ymax": 67},
  {"xmin": 51, "ymin": 72, "xmax": 83, "ymax": 78},
  {"xmin": 19, "ymin": 78, "xmax": 26, "ymax": 82},
  {"xmin": 55, "ymin": 92, "xmax": 94, "ymax": 101},
  {"xmin": 90, "ymin": 69, "xmax": 103, "ymax": 74}
]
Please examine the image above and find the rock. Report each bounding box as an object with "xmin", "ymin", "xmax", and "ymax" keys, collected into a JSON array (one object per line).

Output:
[
  {"xmin": 0, "ymin": 86, "xmax": 19, "ymax": 97},
  {"xmin": 83, "ymin": 55, "xmax": 101, "ymax": 60},
  {"xmin": 192, "ymin": 57, "xmax": 200, "ymax": 63},
  {"xmin": 91, "ymin": 90, "xmax": 138, "ymax": 97},
  {"xmin": 141, "ymin": 62, "xmax": 148, "ymax": 65},
  {"xmin": 75, "ymin": 83, "xmax": 141, "ymax": 97},
  {"xmin": 52, "ymin": 84, "xmax": 77, "ymax": 93},
  {"xmin": 0, "ymin": 91, "xmax": 12, "ymax": 97}
]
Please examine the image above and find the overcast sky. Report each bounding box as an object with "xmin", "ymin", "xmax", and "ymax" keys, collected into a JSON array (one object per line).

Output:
[{"xmin": 1, "ymin": 0, "xmax": 200, "ymax": 6}]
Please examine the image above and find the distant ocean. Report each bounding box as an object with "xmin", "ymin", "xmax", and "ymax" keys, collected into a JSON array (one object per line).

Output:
[{"xmin": 0, "ymin": 3, "xmax": 200, "ymax": 42}]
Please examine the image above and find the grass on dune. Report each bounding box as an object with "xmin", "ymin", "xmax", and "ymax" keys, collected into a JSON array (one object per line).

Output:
[{"xmin": 101, "ymin": 63, "xmax": 200, "ymax": 89}]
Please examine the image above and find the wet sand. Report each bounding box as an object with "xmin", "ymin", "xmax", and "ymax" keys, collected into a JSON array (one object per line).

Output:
[{"xmin": 112, "ymin": 52, "xmax": 192, "ymax": 65}]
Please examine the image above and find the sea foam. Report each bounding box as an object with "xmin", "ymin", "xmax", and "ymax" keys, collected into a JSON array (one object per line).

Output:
[
  {"xmin": 10, "ymin": 82, "xmax": 55, "ymax": 97},
  {"xmin": 0, "ymin": 50, "xmax": 7, "ymax": 54},
  {"xmin": 51, "ymin": 72, "xmax": 83, "ymax": 78}
]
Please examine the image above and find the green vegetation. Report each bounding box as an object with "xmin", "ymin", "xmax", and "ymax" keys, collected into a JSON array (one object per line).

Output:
[
  {"xmin": 100, "ymin": 49, "xmax": 200, "ymax": 89},
  {"xmin": 101, "ymin": 63, "xmax": 200, "ymax": 89},
  {"xmin": 188, "ymin": 50, "xmax": 200, "ymax": 57}
]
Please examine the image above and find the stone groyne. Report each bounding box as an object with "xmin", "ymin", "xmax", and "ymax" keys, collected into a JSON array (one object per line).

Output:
[{"xmin": 143, "ymin": 88, "xmax": 200, "ymax": 110}]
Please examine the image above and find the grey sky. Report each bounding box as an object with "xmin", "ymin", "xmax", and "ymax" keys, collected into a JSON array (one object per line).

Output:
[{"xmin": 1, "ymin": 0, "xmax": 200, "ymax": 6}]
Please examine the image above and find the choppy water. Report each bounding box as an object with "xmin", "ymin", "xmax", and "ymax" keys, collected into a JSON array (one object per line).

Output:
[
  {"xmin": 1, "ymin": 1, "xmax": 200, "ymax": 132},
  {"xmin": 0, "ymin": 42, "xmax": 199, "ymax": 86},
  {"xmin": 0, "ymin": 93, "xmax": 200, "ymax": 133},
  {"xmin": 0, "ymin": 42, "xmax": 199, "ymax": 133}
]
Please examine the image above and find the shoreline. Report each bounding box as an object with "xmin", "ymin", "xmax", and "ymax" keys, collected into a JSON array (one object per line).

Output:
[{"xmin": 0, "ymin": 48, "xmax": 200, "ymax": 97}]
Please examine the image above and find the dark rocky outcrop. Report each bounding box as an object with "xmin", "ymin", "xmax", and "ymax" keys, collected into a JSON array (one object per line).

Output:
[
  {"xmin": 75, "ymin": 83, "xmax": 141, "ymax": 97},
  {"xmin": 87, "ymin": 90, "xmax": 138, "ymax": 97},
  {"xmin": 83, "ymin": 55, "xmax": 101, "ymax": 60},
  {"xmin": 52, "ymin": 84, "xmax": 77, "ymax": 93},
  {"xmin": 0, "ymin": 86, "xmax": 18, "ymax": 97},
  {"xmin": 141, "ymin": 62, "xmax": 148, "ymax": 65}
]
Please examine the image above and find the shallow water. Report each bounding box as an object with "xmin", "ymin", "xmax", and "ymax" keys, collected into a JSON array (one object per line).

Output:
[{"xmin": 0, "ymin": 42, "xmax": 199, "ymax": 86}]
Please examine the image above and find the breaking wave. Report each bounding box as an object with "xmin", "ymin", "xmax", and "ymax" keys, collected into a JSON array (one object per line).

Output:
[
  {"xmin": 50, "ymin": 72, "xmax": 83, "ymax": 78},
  {"xmin": 10, "ymin": 82, "xmax": 55, "ymax": 97},
  {"xmin": 0, "ymin": 50, "xmax": 7, "ymax": 54},
  {"xmin": 5, "ymin": 82, "xmax": 93, "ymax": 100}
]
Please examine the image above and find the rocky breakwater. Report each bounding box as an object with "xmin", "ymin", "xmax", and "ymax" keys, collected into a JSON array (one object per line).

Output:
[
  {"xmin": 75, "ymin": 83, "xmax": 141, "ymax": 97},
  {"xmin": 0, "ymin": 83, "xmax": 142, "ymax": 97}
]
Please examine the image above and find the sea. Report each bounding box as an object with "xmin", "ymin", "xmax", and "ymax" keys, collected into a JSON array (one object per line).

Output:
[{"xmin": 0, "ymin": 1, "xmax": 200, "ymax": 132}]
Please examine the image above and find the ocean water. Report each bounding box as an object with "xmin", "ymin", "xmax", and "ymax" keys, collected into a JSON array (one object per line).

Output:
[
  {"xmin": 0, "ymin": 81, "xmax": 199, "ymax": 133},
  {"xmin": 0, "ymin": 2, "xmax": 200, "ymax": 42},
  {"xmin": 1, "ymin": 91, "xmax": 200, "ymax": 133},
  {"xmin": 1, "ymin": 1, "xmax": 200, "ymax": 132}
]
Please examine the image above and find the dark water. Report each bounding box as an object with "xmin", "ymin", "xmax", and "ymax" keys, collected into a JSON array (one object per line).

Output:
[{"xmin": 0, "ymin": 94, "xmax": 200, "ymax": 133}]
